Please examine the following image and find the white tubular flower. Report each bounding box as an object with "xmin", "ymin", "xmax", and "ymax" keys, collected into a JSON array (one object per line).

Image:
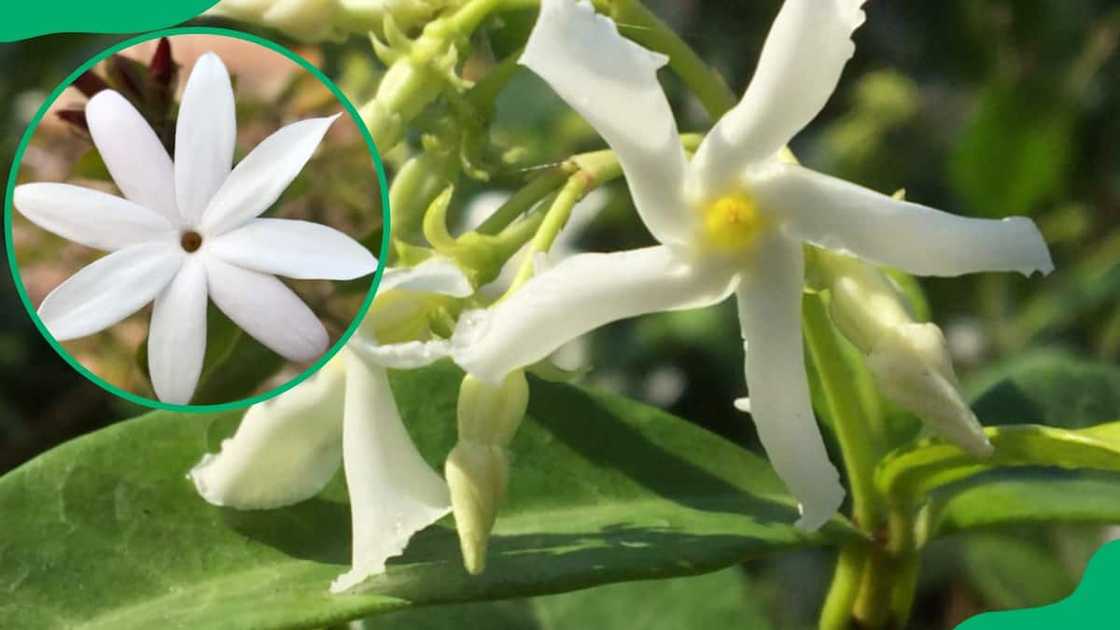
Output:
[
  {"xmin": 451, "ymin": 0, "xmax": 1053, "ymax": 530},
  {"xmin": 13, "ymin": 53, "xmax": 376, "ymax": 404},
  {"xmin": 189, "ymin": 258, "xmax": 473, "ymax": 592}
]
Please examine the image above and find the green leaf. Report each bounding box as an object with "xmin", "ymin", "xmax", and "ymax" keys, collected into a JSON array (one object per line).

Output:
[
  {"xmin": 0, "ymin": 363, "xmax": 856, "ymax": 629},
  {"xmin": 949, "ymin": 83, "xmax": 1074, "ymax": 218},
  {"xmin": 958, "ymin": 531, "xmax": 1082, "ymax": 611},
  {"xmin": 968, "ymin": 350, "xmax": 1120, "ymax": 429},
  {"xmin": 367, "ymin": 567, "xmax": 771, "ymax": 629},
  {"xmin": 877, "ymin": 422, "xmax": 1120, "ymax": 509},
  {"xmin": 921, "ymin": 469, "xmax": 1120, "ymax": 536}
]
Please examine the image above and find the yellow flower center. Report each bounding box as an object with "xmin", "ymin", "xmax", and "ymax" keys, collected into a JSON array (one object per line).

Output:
[{"xmin": 700, "ymin": 192, "xmax": 768, "ymax": 253}]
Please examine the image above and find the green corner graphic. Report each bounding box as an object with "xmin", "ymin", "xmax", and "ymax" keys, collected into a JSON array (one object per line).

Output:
[
  {"xmin": 958, "ymin": 539, "xmax": 1120, "ymax": 629},
  {"xmin": 1, "ymin": 1, "xmax": 219, "ymax": 42}
]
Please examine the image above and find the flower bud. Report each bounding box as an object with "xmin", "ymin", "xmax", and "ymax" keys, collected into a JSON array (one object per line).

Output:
[
  {"xmin": 823, "ymin": 253, "xmax": 992, "ymax": 456},
  {"xmin": 456, "ymin": 372, "xmax": 530, "ymax": 446},
  {"xmin": 447, "ymin": 371, "xmax": 529, "ymax": 574},
  {"xmin": 866, "ymin": 322, "xmax": 992, "ymax": 456},
  {"xmin": 445, "ymin": 442, "xmax": 508, "ymax": 574}
]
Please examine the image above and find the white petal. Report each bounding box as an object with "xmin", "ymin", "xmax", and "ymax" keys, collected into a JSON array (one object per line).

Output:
[
  {"xmin": 86, "ymin": 90, "xmax": 180, "ymax": 224},
  {"xmin": 148, "ymin": 256, "xmax": 208, "ymax": 404},
  {"xmin": 204, "ymin": 256, "xmax": 329, "ymax": 362},
  {"xmin": 689, "ymin": 0, "xmax": 867, "ymax": 198},
  {"xmin": 331, "ymin": 351, "xmax": 450, "ymax": 593},
  {"xmin": 378, "ymin": 257, "xmax": 473, "ymax": 297},
  {"xmin": 38, "ymin": 244, "xmax": 183, "ymax": 341},
  {"xmin": 175, "ymin": 52, "xmax": 236, "ymax": 225},
  {"xmin": 452, "ymin": 246, "xmax": 738, "ymax": 384},
  {"xmin": 348, "ymin": 336, "xmax": 451, "ymax": 370},
  {"xmin": 737, "ymin": 234, "xmax": 844, "ymax": 530},
  {"xmin": 190, "ymin": 357, "xmax": 347, "ymax": 508},
  {"xmin": 207, "ymin": 218, "xmax": 377, "ymax": 280},
  {"xmin": 200, "ymin": 114, "xmax": 340, "ymax": 235},
  {"xmin": 748, "ymin": 162, "xmax": 1054, "ymax": 277},
  {"xmin": 520, "ymin": 0, "xmax": 691, "ymax": 245},
  {"xmin": 13, "ymin": 183, "xmax": 175, "ymax": 250}
]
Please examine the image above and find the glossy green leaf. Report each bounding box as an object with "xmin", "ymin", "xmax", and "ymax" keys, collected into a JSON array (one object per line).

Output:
[
  {"xmin": 969, "ymin": 350, "xmax": 1120, "ymax": 429},
  {"xmin": 366, "ymin": 566, "xmax": 771, "ymax": 630},
  {"xmin": 877, "ymin": 422, "xmax": 1120, "ymax": 508},
  {"xmin": 0, "ymin": 363, "xmax": 856, "ymax": 629},
  {"xmin": 921, "ymin": 469, "xmax": 1120, "ymax": 537}
]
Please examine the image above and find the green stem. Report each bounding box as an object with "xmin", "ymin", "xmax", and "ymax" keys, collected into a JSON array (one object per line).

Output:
[
  {"xmin": 476, "ymin": 167, "xmax": 569, "ymax": 235},
  {"xmin": 599, "ymin": 0, "xmax": 738, "ymax": 118},
  {"xmin": 802, "ymin": 295, "xmax": 883, "ymax": 528},
  {"xmin": 805, "ymin": 290, "xmax": 923, "ymax": 628},
  {"xmin": 505, "ymin": 175, "xmax": 589, "ymax": 293},
  {"xmin": 819, "ymin": 545, "xmax": 868, "ymax": 630}
]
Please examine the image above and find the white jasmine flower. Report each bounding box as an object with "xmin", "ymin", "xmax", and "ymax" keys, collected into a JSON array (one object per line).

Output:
[
  {"xmin": 189, "ymin": 257, "xmax": 473, "ymax": 592},
  {"xmin": 14, "ymin": 53, "xmax": 376, "ymax": 404},
  {"xmin": 450, "ymin": 0, "xmax": 1053, "ymax": 529}
]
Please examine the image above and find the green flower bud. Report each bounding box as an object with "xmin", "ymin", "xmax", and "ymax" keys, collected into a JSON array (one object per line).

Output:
[
  {"xmin": 445, "ymin": 442, "xmax": 508, "ymax": 575},
  {"xmin": 447, "ymin": 371, "xmax": 529, "ymax": 574},
  {"xmin": 456, "ymin": 372, "xmax": 530, "ymax": 447},
  {"xmin": 822, "ymin": 253, "xmax": 992, "ymax": 456}
]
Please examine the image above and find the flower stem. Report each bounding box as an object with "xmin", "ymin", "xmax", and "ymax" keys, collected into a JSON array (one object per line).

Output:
[
  {"xmin": 598, "ymin": 0, "xmax": 738, "ymax": 118},
  {"xmin": 476, "ymin": 167, "xmax": 569, "ymax": 235},
  {"xmin": 805, "ymin": 291, "xmax": 922, "ymax": 629},
  {"xmin": 802, "ymin": 294, "xmax": 883, "ymax": 528}
]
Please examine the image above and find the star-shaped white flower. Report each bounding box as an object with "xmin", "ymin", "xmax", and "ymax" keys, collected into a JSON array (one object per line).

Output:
[
  {"xmin": 450, "ymin": 0, "xmax": 1054, "ymax": 529},
  {"xmin": 14, "ymin": 52, "xmax": 377, "ymax": 404},
  {"xmin": 189, "ymin": 257, "xmax": 473, "ymax": 592}
]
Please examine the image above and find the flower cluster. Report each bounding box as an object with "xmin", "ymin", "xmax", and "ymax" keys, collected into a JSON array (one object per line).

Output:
[{"xmin": 197, "ymin": 0, "xmax": 1053, "ymax": 592}]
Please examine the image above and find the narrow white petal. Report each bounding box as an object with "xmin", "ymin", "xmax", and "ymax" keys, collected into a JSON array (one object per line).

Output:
[
  {"xmin": 377, "ymin": 257, "xmax": 473, "ymax": 296},
  {"xmin": 13, "ymin": 183, "xmax": 175, "ymax": 250},
  {"xmin": 452, "ymin": 246, "xmax": 738, "ymax": 384},
  {"xmin": 200, "ymin": 115, "xmax": 340, "ymax": 235},
  {"xmin": 190, "ymin": 357, "xmax": 348, "ymax": 508},
  {"xmin": 737, "ymin": 235, "xmax": 844, "ymax": 530},
  {"xmin": 331, "ymin": 351, "xmax": 450, "ymax": 593},
  {"xmin": 204, "ymin": 256, "xmax": 329, "ymax": 362},
  {"xmin": 148, "ymin": 256, "xmax": 208, "ymax": 404},
  {"xmin": 748, "ymin": 162, "xmax": 1054, "ymax": 277},
  {"xmin": 86, "ymin": 90, "xmax": 180, "ymax": 224},
  {"xmin": 689, "ymin": 0, "xmax": 867, "ymax": 198},
  {"xmin": 175, "ymin": 52, "xmax": 236, "ymax": 225},
  {"xmin": 348, "ymin": 336, "xmax": 451, "ymax": 370},
  {"xmin": 38, "ymin": 244, "xmax": 183, "ymax": 341},
  {"xmin": 520, "ymin": 0, "xmax": 691, "ymax": 245},
  {"xmin": 208, "ymin": 218, "xmax": 377, "ymax": 280}
]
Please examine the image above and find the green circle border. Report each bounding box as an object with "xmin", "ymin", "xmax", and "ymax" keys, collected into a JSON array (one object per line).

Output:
[{"xmin": 3, "ymin": 26, "xmax": 390, "ymax": 413}]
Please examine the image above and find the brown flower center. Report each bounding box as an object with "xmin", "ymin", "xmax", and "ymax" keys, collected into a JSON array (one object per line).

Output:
[{"xmin": 180, "ymin": 230, "xmax": 203, "ymax": 253}]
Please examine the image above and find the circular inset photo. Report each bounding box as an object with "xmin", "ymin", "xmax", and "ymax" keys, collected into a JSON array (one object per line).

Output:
[{"xmin": 5, "ymin": 31, "xmax": 387, "ymax": 408}]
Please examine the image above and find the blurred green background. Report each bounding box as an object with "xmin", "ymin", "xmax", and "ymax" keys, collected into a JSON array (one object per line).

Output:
[{"xmin": 1, "ymin": 0, "xmax": 1118, "ymax": 627}]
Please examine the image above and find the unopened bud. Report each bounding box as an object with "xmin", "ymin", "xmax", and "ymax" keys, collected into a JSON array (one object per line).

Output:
[
  {"xmin": 447, "ymin": 371, "xmax": 529, "ymax": 574},
  {"xmin": 457, "ymin": 372, "xmax": 529, "ymax": 446},
  {"xmin": 867, "ymin": 323, "xmax": 992, "ymax": 456},
  {"xmin": 445, "ymin": 442, "xmax": 508, "ymax": 574},
  {"xmin": 823, "ymin": 253, "xmax": 992, "ymax": 456}
]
